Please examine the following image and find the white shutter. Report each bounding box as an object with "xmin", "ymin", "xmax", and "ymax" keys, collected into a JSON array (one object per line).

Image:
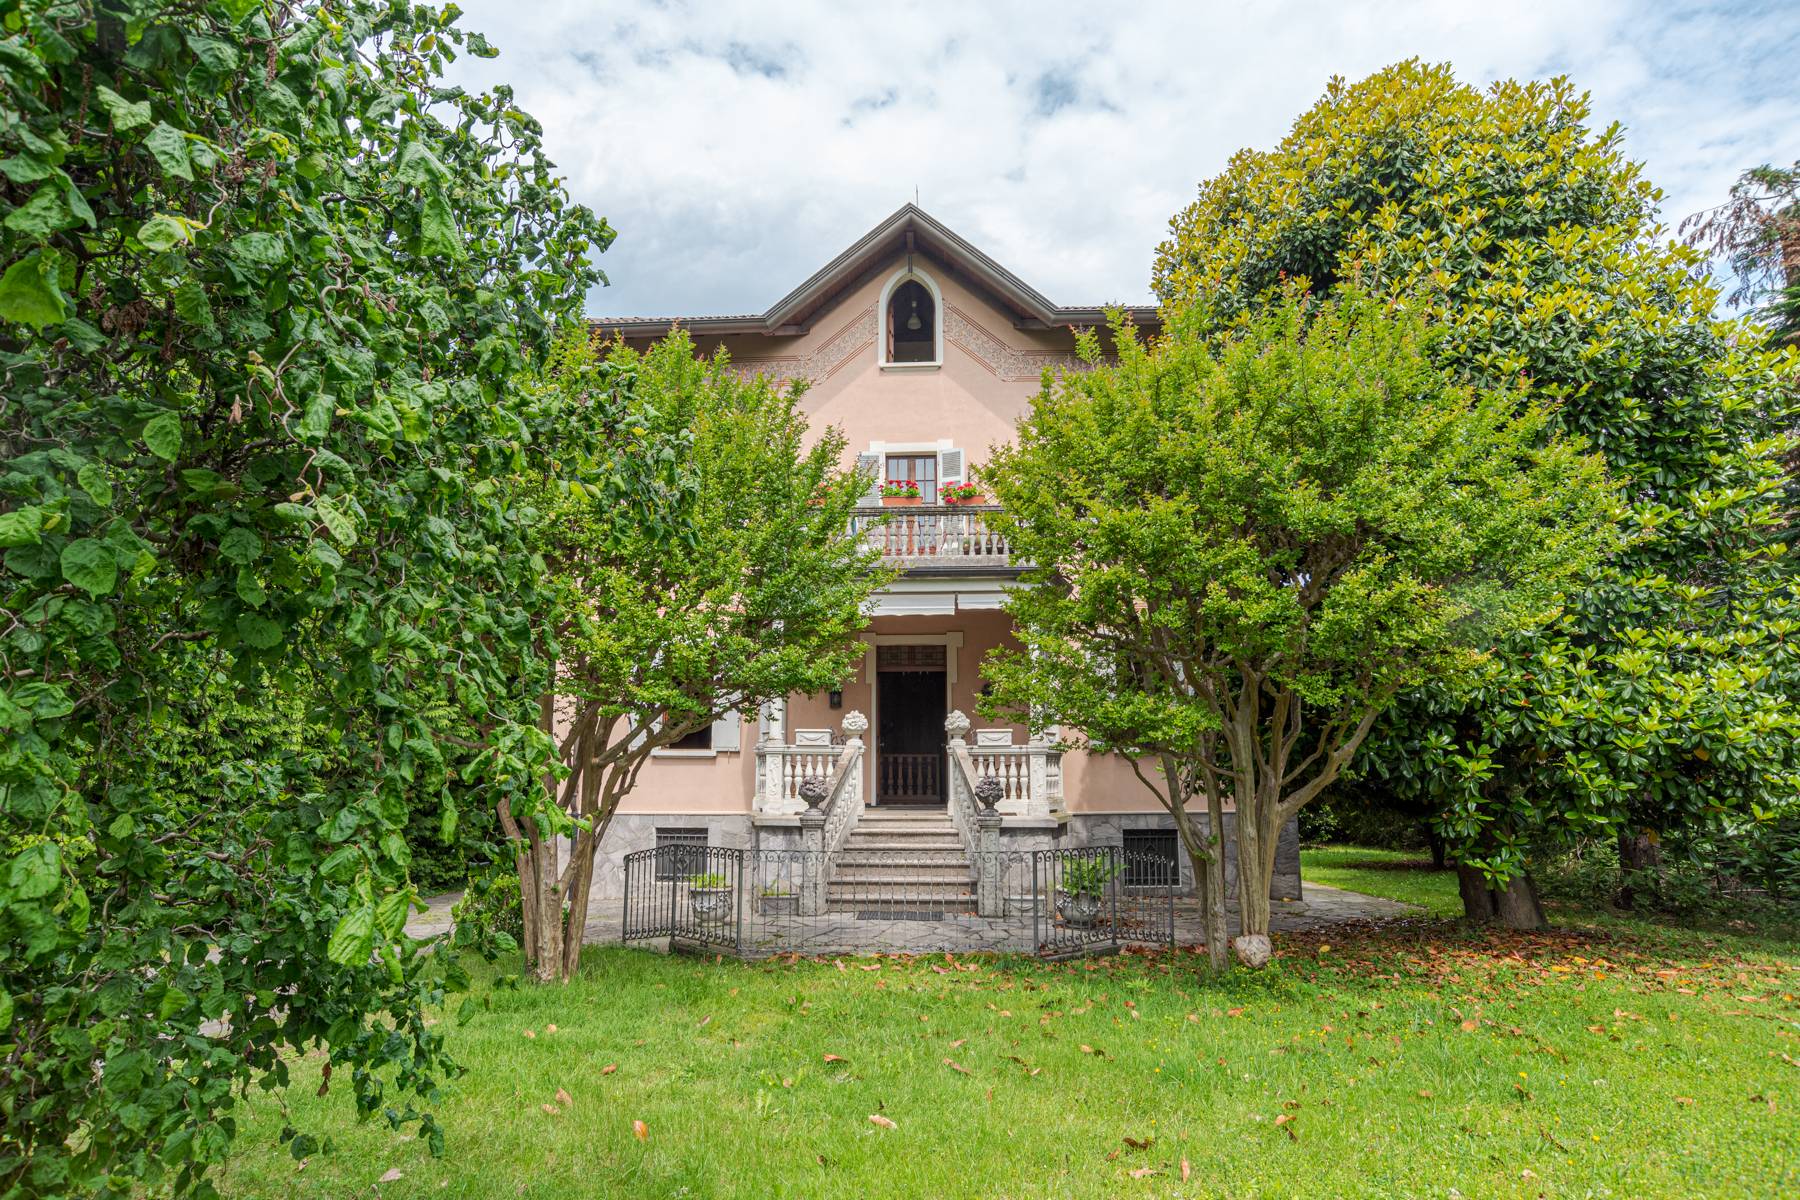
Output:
[
  {"xmin": 939, "ymin": 447, "xmax": 964, "ymax": 489},
  {"xmin": 710, "ymin": 711, "xmax": 741, "ymax": 752},
  {"xmin": 855, "ymin": 452, "xmax": 882, "ymax": 506}
]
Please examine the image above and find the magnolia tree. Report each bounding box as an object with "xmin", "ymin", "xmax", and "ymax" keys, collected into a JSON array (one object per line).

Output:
[
  {"xmin": 499, "ymin": 330, "xmax": 886, "ymax": 983},
  {"xmin": 980, "ymin": 293, "xmax": 1618, "ymax": 964},
  {"xmin": 1154, "ymin": 62, "xmax": 1800, "ymax": 918}
]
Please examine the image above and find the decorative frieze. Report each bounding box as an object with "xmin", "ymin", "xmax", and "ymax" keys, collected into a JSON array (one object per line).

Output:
[
  {"xmin": 943, "ymin": 305, "xmax": 1089, "ymax": 381},
  {"xmin": 726, "ymin": 306, "xmax": 877, "ymax": 385}
]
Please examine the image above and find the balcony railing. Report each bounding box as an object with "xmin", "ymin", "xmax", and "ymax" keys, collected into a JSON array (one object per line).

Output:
[{"xmin": 851, "ymin": 503, "xmax": 1015, "ymax": 569}]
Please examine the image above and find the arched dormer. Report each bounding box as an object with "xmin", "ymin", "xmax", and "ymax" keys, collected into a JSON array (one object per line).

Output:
[{"xmin": 879, "ymin": 266, "xmax": 943, "ymax": 368}]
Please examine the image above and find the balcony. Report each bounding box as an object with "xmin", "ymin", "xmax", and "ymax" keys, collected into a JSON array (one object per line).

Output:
[{"xmin": 851, "ymin": 503, "xmax": 1016, "ymax": 571}]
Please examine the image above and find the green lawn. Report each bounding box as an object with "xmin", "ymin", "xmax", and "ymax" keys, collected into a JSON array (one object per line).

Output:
[
  {"xmin": 217, "ymin": 915, "xmax": 1800, "ymax": 1198},
  {"xmin": 1301, "ymin": 844, "xmax": 1465, "ymax": 916}
]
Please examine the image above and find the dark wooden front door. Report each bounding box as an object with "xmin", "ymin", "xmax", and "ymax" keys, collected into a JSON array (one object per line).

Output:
[{"xmin": 877, "ymin": 667, "xmax": 947, "ymax": 805}]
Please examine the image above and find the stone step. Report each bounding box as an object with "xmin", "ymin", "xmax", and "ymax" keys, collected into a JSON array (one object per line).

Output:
[
  {"xmin": 824, "ymin": 877, "xmax": 972, "ymax": 888},
  {"xmin": 834, "ymin": 852, "xmax": 970, "ymax": 867},
  {"xmin": 827, "ymin": 880, "xmax": 976, "ymax": 896},
  {"xmin": 826, "ymin": 900, "xmax": 978, "ymax": 914},
  {"xmin": 839, "ymin": 838, "xmax": 966, "ymax": 851},
  {"xmin": 856, "ymin": 818, "xmax": 956, "ymax": 828},
  {"xmin": 830, "ymin": 867, "xmax": 973, "ymax": 882}
]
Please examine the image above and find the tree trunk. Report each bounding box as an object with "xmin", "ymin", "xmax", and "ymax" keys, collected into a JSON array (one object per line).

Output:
[
  {"xmin": 1456, "ymin": 864, "xmax": 1498, "ymax": 923},
  {"xmin": 1173, "ymin": 797, "xmax": 1229, "ymax": 971},
  {"xmin": 1233, "ymin": 795, "xmax": 1273, "ymax": 948},
  {"xmin": 1616, "ymin": 828, "xmax": 1662, "ymax": 910},
  {"xmin": 1426, "ymin": 828, "xmax": 1447, "ymax": 870},
  {"xmin": 1493, "ymin": 872, "xmax": 1546, "ymax": 930}
]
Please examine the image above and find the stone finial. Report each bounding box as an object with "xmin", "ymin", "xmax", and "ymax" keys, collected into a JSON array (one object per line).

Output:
[
  {"xmin": 840, "ymin": 709, "xmax": 869, "ymax": 737},
  {"xmin": 973, "ymin": 775, "xmax": 1004, "ymax": 812},
  {"xmin": 797, "ymin": 774, "xmax": 829, "ymax": 811},
  {"xmin": 943, "ymin": 709, "xmax": 972, "ymax": 741}
]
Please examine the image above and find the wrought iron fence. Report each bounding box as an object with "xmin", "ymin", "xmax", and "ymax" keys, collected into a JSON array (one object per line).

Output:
[
  {"xmin": 621, "ymin": 843, "xmax": 1174, "ymax": 959},
  {"xmin": 621, "ymin": 843, "xmax": 744, "ymax": 951}
]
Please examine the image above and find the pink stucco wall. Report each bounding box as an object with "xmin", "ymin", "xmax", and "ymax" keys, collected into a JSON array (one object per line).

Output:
[{"xmin": 608, "ymin": 250, "xmax": 1174, "ymax": 818}]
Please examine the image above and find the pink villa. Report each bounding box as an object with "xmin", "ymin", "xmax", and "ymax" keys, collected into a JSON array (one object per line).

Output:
[{"xmin": 591, "ymin": 205, "xmax": 1300, "ymax": 910}]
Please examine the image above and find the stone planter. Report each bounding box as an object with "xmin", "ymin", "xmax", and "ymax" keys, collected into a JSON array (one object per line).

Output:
[
  {"xmin": 941, "ymin": 494, "xmax": 987, "ymax": 506},
  {"xmin": 882, "ymin": 495, "xmax": 922, "ymax": 506},
  {"xmin": 688, "ymin": 885, "xmax": 734, "ymax": 924},
  {"xmin": 1055, "ymin": 888, "xmax": 1104, "ymax": 927}
]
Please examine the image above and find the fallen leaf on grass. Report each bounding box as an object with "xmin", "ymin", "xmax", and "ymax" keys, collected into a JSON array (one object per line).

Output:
[
  {"xmin": 1675, "ymin": 1096, "xmax": 1695, "ymax": 1105},
  {"xmin": 545, "ymin": 1024, "xmax": 557, "ymax": 1033},
  {"xmin": 1128, "ymin": 1166, "xmax": 1159, "ymax": 1178},
  {"xmin": 632, "ymin": 1120, "xmax": 648, "ymax": 1141},
  {"xmin": 868, "ymin": 1114, "xmax": 897, "ymax": 1130},
  {"xmin": 943, "ymin": 1058, "xmax": 972, "ymax": 1075},
  {"xmin": 949, "ymin": 1038, "xmax": 966, "ymax": 1048},
  {"xmin": 1181, "ymin": 1159, "xmax": 1192, "ymax": 1182},
  {"xmin": 541, "ymin": 1103, "xmax": 559, "ymax": 1115},
  {"xmin": 555, "ymin": 1088, "xmax": 572, "ymax": 1107},
  {"xmin": 1459, "ymin": 1019, "xmax": 1479, "ymax": 1032},
  {"xmin": 1226, "ymin": 1007, "xmax": 1245, "ymax": 1018},
  {"xmin": 601, "ymin": 1063, "xmax": 617, "ymax": 1075},
  {"xmin": 696, "ymin": 1015, "xmax": 712, "ymax": 1029},
  {"xmin": 378, "ymin": 1168, "xmax": 403, "ymax": 1183},
  {"xmin": 1122, "ymin": 1135, "xmax": 1153, "ymax": 1150},
  {"xmin": 523, "ymin": 1029, "xmax": 536, "ymax": 1039},
  {"xmin": 823, "ymin": 1053, "xmax": 848, "ymax": 1064}
]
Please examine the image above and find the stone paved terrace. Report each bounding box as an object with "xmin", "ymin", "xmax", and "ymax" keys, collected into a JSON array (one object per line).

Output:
[{"xmin": 406, "ymin": 883, "xmax": 1417, "ymax": 957}]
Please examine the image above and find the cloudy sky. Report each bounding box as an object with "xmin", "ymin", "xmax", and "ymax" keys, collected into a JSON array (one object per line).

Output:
[{"xmin": 445, "ymin": 0, "xmax": 1798, "ymax": 319}]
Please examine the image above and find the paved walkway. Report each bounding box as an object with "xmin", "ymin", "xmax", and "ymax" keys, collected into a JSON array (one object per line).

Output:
[{"xmin": 406, "ymin": 882, "xmax": 1415, "ymax": 956}]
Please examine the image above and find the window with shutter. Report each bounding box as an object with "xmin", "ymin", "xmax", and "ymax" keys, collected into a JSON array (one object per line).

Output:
[
  {"xmin": 711, "ymin": 712, "xmax": 741, "ymax": 752},
  {"xmin": 939, "ymin": 447, "xmax": 964, "ymax": 490},
  {"xmin": 855, "ymin": 452, "xmax": 882, "ymax": 506}
]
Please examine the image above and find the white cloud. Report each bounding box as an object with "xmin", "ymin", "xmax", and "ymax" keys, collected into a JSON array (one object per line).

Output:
[{"xmin": 444, "ymin": 0, "xmax": 1800, "ymax": 317}]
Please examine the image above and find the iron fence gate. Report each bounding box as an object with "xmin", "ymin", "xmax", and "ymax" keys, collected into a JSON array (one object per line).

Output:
[
  {"xmin": 1033, "ymin": 845, "xmax": 1178, "ymax": 959},
  {"xmin": 621, "ymin": 843, "xmax": 1176, "ymax": 959},
  {"xmin": 621, "ymin": 843, "xmax": 745, "ymax": 951}
]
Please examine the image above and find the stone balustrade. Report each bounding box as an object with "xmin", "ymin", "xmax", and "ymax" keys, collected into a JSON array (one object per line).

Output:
[{"xmin": 849, "ymin": 503, "xmax": 1015, "ymax": 569}]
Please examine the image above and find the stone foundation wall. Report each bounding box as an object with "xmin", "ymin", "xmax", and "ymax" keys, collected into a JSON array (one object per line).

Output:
[{"xmin": 587, "ymin": 808, "xmax": 1300, "ymax": 901}]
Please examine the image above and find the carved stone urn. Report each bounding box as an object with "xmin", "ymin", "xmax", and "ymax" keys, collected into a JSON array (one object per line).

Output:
[
  {"xmin": 943, "ymin": 709, "xmax": 972, "ymax": 742},
  {"xmin": 797, "ymin": 774, "xmax": 829, "ymax": 812},
  {"xmin": 840, "ymin": 709, "xmax": 869, "ymax": 739},
  {"xmin": 973, "ymin": 775, "xmax": 1004, "ymax": 812}
]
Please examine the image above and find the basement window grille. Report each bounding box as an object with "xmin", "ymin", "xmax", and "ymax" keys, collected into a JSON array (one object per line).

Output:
[
  {"xmin": 654, "ymin": 828, "xmax": 707, "ymax": 880},
  {"xmin": 1122, "ymin": 829, "xmax": 1179, "ymax": 888}
]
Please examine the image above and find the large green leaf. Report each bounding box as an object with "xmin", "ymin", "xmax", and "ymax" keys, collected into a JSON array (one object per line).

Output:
[
  {"xmin": 419, "ymin": 190, "xmax": 463, "ymax": 258},
  {"xmin": 0, "ymin": 505, "xmax": 44, "ymax": 547},
  {"xmin": 60, "ymin": 538, "xmax": 118, "ymax": 597},
  {"xmin": 143, "ymin": 122, "xmax": 194, "ymax": 180},
  {"xmin": 94, "ymin": 85, "xmax": 151, "ymax": 131},
  {"xmin": 326, "ymin": 905, "xmax": 376, "ymax": 965},
  {"xmin": 142, "ymin": 412, "xmax": 182, "ymax": 460},
  {"xmin": 7, "ymin": 841, "xmax": 61, "ymax": 900},
  {"xmin": 0, "ymin": 250, "xmax": 66, "ymax": 326},
  {"xmin": 3, "ymin": 184, "xmax": 78, "ymax": 238}
]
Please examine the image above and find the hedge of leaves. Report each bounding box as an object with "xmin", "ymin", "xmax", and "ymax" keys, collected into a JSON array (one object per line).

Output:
[{"xmin": 0, "ymin": 2, "xmax": 616, "ymax": 1195}]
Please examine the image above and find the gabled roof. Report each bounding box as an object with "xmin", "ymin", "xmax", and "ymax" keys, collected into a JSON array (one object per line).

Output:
[{"xmin": 597, "ymin": 203, "xmax": 1159, "ymax": 338}]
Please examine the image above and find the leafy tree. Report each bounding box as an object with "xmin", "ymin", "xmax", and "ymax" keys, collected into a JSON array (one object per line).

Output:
[
  {"xmin": 1682, "ymin": 161, "xmax": 1800, "ymax": 348},
  {"xmin": 0, "ymin": 2, "xmax": 610, "ymax": 1194},
  {"xmin": 501, "ymin": 330, "xmax": 886, "ymax": 984},
  {"xmin": 1153, "ymin": 61, "xmax": 1800, "ymax": 923},
  {"xmin": 980, "ymin": 291, "xmax": 1616, "ymax": 964}
]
